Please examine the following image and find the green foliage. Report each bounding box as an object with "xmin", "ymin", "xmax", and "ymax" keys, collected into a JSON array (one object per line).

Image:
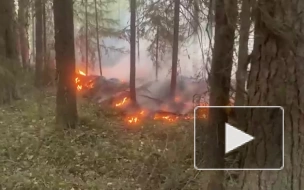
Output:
[
  {"xmin": 73, "ymin": 0, "xmax": 124, "ymax": 69},
  {"xmin": 137, "ymin": 0, "xmax": 209, "ymax": 68}
]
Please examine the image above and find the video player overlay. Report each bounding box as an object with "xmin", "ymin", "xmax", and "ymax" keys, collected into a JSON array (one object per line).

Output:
[{"xmin": 194, "ymin": 106, "xmax": 284, "ymax": 170}]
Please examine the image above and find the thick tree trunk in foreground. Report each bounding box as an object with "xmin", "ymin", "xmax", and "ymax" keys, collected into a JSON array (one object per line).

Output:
[
  {"xmin": 234, "ymin": 0, "xmax": 252, "ymax": 106},
  {"xmin": 0, "ymin": 0, "xmax": 18, "ymax": 59},
  {"xmin": 129, "ymin": 0, "xmax": 137, "ymax": 105},
  {"xmin": 53, "ymin": 0, "xmax": 78, "ymax": 128},
  {"xmin": 35, "ymin": 0, "xmax": 43, "ymax": 87},
  {"xmin": 170, "ymin": 0, "xmax": 180, "ymax": 99},
  {"xmin": 18, "ymin": 0, "xmax": 30, "ymax": 70},
  {"xmin": 0, "ymin": 0, "xmax": 19, "ymax": 104},
  {"xmin": 202, "ymin": 0, "xmax": 237, "ymax": 189},
  {"xmin": 239, "ymin": 0, "xmax": 304, "ymax": 189}
]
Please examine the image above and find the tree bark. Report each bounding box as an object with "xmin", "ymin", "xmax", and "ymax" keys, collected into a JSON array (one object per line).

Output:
[
  {"xmin": 0, "ymin": 0, "xmax": 18, "ymax": 59},
  {"xmin": 53, "ymin": 0, "xmax": 78, "ymax": 128},
  {"xmin": 18, "ymin": 0, "xmax": 30, "ymax": 70},
  {"xmin": 0, "ymin": 0, "xmax": 20, "ymax": 103},
  {"xmin": 35, "ymin": 0, "xmax": 43, "ymax": 87},
  {"xmin": 42, "ymin": 0, "xmax": 47, "ymax": 66},
  {"xmin": 201, "ymin": 0, "xmax": 237, "ymax": 189},
  {"xmin": 94, "ymin": 0, "xmax": 102, "ymax": 76},
  {"xmin": 129, "ymin": 0, "xmax": 137, "ymax": 105},
  {"xmin": 170, "ymin": 0, "xmax": 180, "ymax": 99},
  {"xmin": 155, "ymin": 26, "xmax": 159, "ymax": 81},
  {"xmin": 239, "ymin": 0, "xmax": 304, "ymax": 189},
  {"xmin": 31, "ymin": 3, "xmax": 35, "ymax": 66},
  {"xmin": 85, "ymin": 0, "xmax": 89, "ymax": 75},
  {"xmin": 234, "ymin": 0, "xmax": 252, "ymax": 106}
]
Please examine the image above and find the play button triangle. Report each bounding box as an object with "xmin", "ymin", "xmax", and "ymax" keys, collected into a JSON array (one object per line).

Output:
[{"xmin": 225, "ymin": 123, "xmax": 254, "ymax": 154}]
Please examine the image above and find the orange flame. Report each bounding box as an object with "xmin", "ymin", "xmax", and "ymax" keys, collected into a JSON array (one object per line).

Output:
[
  {"xmin": 75, "ymin": 77, "xmax": 82, "ymax": 91},
  {"xmin": 154, "ymin": 113, "xmax": 179, "ymax": 122},
  {"xmin": 75, "ymin": 69, "xmax": 95, "ymax": 91},
  {"xmin": 115, "ymin": 97, "xmax": 129, "ymax": 107},
  {"xmin": 111, "ymin": 95, "xmax": 212, "ymax": 125},
  {"xmin": 127, "ymin": 116, "xmax": 139, "ymax": 124},
  {"xmin": 78, "ymin": 70, "xmax": 86, "ymax": 76}
]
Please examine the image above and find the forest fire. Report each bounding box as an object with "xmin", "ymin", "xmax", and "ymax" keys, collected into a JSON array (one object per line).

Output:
[
  {"xmin": 75, "ymin": 70, "xmax": 94, "ymax": 91},
  {"xmin": 75, "ymin": 73, "xmax": 210, "ymax": 125},
  {"xmin": 154, "ymin": 113, "xmax": 179, "ymax": 122},
  {"xmin": 115, "ymin": 97, "xmax": 129, "ymax": 107},
  {"xmin": 126, "ymin": 110, "xmax": 146, "ymax": 124},
  {"xmin": 113, "ymin": 95, "xmax": 209, "ymax": 124}
]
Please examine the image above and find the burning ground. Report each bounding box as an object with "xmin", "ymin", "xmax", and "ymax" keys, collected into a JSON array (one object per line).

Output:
[
  {"xmin": 0, "ymin": 76, "xmax": 238, "ymax": 189},
  {"xmin": 74, "ymin": 69, "xmax": 210, "ymax": 125}
]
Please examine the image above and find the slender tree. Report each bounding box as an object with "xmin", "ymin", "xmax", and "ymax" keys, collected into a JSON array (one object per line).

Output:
[
  {"xmin": 31, "ymin": 3, "xmax": 35, "ymax": 66},
  {"xmin": 94, "ymin": 0, "xmax": 102, "ymax": 76},
  {"xmin": 155, "ymin": 26, "xmax": 159, "ymax": 81},
  {"xmin": 35, "ymin": 0, "xmax": 43, "ymax": 87},
  {"xmin": 53, "ymin": 0, "xmax": 78, "ymax": 128},
  {"xmin": 42, "ymin": 0, "xmax": 47, "ymax": 67},
  {"xmin": 129, "ymin": 0, "xmax": 137, "ymax": 105},
  {"xmin": 18, "ymin": 0, "xmax": 30, "ymax": 70},
  {"xmin": 170, "ymin": 0, "xmax": 180, "ymax": 99},
  {"xmin": 235, "ymin": 0, "xmax": 252, "ymax": 106},
  {"xmin": 85, "ymin": 0, "xmax": 89, "ymax": 75},
  {"xmin": 201, "ymin": 0, "xmax": 237, "ymax": 189}
]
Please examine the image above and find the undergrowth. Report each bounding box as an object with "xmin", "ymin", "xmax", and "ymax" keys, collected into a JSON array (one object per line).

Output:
[{"xmin": 0, "ymin": 77, "xmax": 237, "ymax": 190}]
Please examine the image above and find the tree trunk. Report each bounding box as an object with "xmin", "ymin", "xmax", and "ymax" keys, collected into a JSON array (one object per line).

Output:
[
  {"xmin": 35, "ymin": 0, "xmax": 43, "ymax": 87},
  {"xmin": 31, "ymin": 3, "xmax": 35, "ymax": 66},
  {"xmin": 42, "ymin": 0, "xmax": 53, "ymax": 85},
  {"xmin": 155, "ymin": 26, "xmax": 159, "ymax": 81},
  {"xmin": 193, "ymin": 0, "xmax": 200, "ymax": 34},
  {"xmin": 201, "ymin": 0, "xmax": 237, "ymax": 189},
  {"xmin": 239, "ymin": 0, "xmax": 304, "ymax": 189},
  {"xmin": 234, "ymin": 0, "xmax": 252, "ymax": 106},
  {"xmin": 42, "ymin": 0, "xmax": 47, "ymax": 66},
  {"xmin": 0, "ymin": 0, "xmax": 20, "ymax": 104},
  {"xmin": 85, "ymin": 0, "xmax": 89, "ymax": 75},
  {"xmin": 94, "ymin": 0, "xmax": 102, "ymax": 76},
  {"xmin": 207, "ymin": 0, "xmax": 215, "ymax": 38},
  {"xmin": 53, "ymin": 0, "xmax": 78, "ymax": 128},
  {"xmin": 129, "ymin": 0, "xmax": 137, "ymax": 105},
  {"xmin": 170, "ymin": 0, "xmax": 180, "ymax": 99},
  {"xmin": 0, "ymin": 1, "xmax": 18, "ymax": 60},
  {"xmin": 18, "ymin": 0, "xmax": 30, "ymax": 70}
]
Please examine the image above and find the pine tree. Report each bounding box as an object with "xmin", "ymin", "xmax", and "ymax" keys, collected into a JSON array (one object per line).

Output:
[{"xmin": 53, "ymin": 0, "xmax": 78, "ymax": 128}]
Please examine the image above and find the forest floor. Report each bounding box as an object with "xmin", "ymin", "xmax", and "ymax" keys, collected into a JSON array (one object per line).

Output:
[{"xmin": 0, "ymin": 76, "xmax": 237, "ymax": 190}]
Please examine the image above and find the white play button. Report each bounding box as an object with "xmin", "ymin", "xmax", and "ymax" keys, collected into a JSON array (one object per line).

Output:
[{"xmin": 225, "ymin": 123, "xmax": 254, "ymax": 154}]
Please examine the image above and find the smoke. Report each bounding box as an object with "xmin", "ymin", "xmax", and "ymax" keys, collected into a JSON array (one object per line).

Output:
[{"xmin": 93, "ymin": 38, "xmax": 205, "ymax": 83}]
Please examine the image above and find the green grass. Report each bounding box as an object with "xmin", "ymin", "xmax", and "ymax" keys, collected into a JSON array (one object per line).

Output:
[{"xmin": 0, "ymin": 79, "xmax": 238, "ymax": 189}]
